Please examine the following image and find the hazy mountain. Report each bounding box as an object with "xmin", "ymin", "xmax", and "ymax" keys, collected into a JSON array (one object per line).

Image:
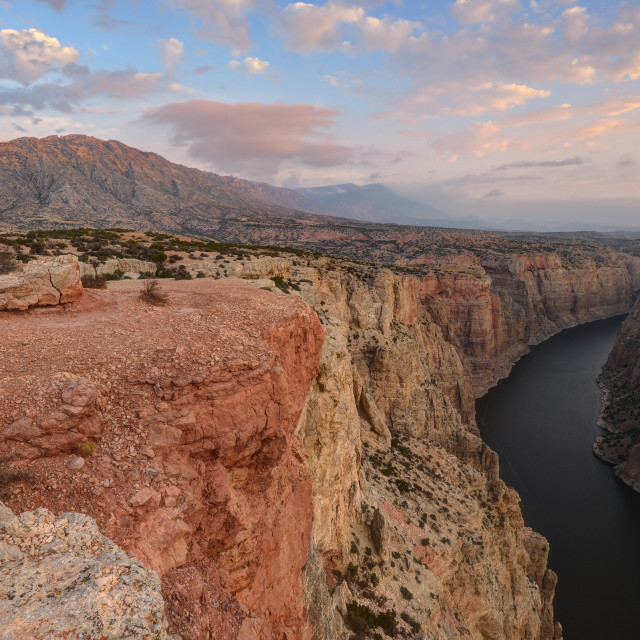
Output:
[{"xmin": 295, "ymin": 183, "xmax": 448, "ymax": 224}]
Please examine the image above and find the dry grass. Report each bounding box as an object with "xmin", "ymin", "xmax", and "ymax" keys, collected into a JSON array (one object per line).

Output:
[{"xmin": 139, "ymin": 279, "xmax": 168, "ymax": 306}]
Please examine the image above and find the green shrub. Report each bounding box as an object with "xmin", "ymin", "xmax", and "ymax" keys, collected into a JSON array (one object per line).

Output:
[
  {"xmin": 400, "ymin": 586, "xmax": 413, "ymax": 601},
  {"xmin": 77, "ymin": 441, "xmax": 99, "ymax": 458}
]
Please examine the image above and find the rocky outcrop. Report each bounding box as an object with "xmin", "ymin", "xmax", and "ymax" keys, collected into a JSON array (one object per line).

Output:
[
  {"xmin": 79, "ymin": 257, "xmax": 157, "ymax": 279},
  {"xmin": 0, "ymin": 255, "xmax": 82, "ymax": 311},
  {"xmin": 0, "ymin": 503, "xmax": 168, "ymax": 640},
  {"xmin": 0, "ymin": 279, "xmax": 324, "ymax": 640},
  {"xmin": 595, "ymin": 298, "xmax": 640, "ymax": 490}
]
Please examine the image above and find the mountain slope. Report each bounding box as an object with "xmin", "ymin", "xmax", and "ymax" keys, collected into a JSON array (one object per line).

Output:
[{"xmin": 0, "ymin": 135, "xmax": 324, "ymax": 235}]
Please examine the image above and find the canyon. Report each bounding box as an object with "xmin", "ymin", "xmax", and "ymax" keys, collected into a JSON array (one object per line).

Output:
[
  {"xmin": 1, "ymin": 136, "xmax": 640, "ymax": 639},
  {"xmin": 2, "ymin": 231, "xmax": 640, "ymax": 639}
]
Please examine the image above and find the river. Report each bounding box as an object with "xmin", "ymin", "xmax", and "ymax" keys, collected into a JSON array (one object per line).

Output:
[{"xmin": 477, "ymin": 315, "xmax": 640, "ymax": 640}]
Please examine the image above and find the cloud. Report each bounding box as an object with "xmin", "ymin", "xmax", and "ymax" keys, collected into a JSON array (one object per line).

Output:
[
  {"xmin": 451, "ymin": 0, "xmax": 520, "ymax": 26},
  {"xmin": 492, "ymin": 156, "xmax": 588, "ymax": 171},
  {"xmin": 323, "ymin": 74, "xmax": 346, "ymax": 88},
  {"xmin": 155, "ymin": 38, "xmax": 185, "ymax": 75},
  {"xmin": 429, "ymin": 121, "xmax": 527, "ymax": 161},
  {"xmin": 485, "ymin": 188, "xmax": 506, "ymax": 197},
  {"xmin": 0, "ymin": 67, "xmax": 166, "ymax": 112},
  {"xmin": 167, "ymin": 0, "xmax": 264, "ymax": 51},
  {"xmin": 229, "ymin": 56, "xmax": 269, "ymax": 74},
  {"xmin": 280, "ymin": 2, "xmax": 364, "ymax": 52},
  {"xmin": 141, "ymin": 99, "xmax": 352, "ymax": 176},
  {"xmin": 0, "ymin": 29, "xmax": 79, "ymax": 84},
  {"xmin": 618, "ymin": 155, "xmax": 636, "ymax": 170},
  {"xmin": 35, "ymin": 0, "xmax": 68, "ymax": 9},
  {"xmin": 358, "ymin": 15, "xmax": 420, "ymax": 52}
]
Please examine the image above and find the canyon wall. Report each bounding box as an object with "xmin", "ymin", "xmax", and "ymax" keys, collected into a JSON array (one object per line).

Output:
[
  {"xmin": 594, "ymin": 298, "xmax": 640, "ymax": 491},
  {"xmin": 1, "ymin": 245, "xmax": 637, "ymax": 640}
]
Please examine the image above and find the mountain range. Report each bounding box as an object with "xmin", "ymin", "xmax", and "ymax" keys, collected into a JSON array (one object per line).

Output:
[{"xmin": 0, "ymin": 134, "xmax": 458, "ymax": 234}]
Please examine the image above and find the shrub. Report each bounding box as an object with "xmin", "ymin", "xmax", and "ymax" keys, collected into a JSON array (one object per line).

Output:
[
  {"xmin": 81, "ymin": 274, "xmax": 107, "ymax": 289},
  {"xmin": 346, "ymin": 602, "xmax": 397, "ymax": 637},
  {"xmin": 0, "ymin": 251, "xmax": 17, "ymax": 275},
  {"xmin": 400, "ymin": 586, "xmax": 413, "ymax": 601},
  {"xmin": 0, "ymin": 456, "xmax": 30, "ymax": 499},
  {"xmin": 77, "ymin": 441, "xmax": 98, "ymax": 458},
  {"xmin": 139, "ymin": 280, "xmax": 168, "ymax": 306}
]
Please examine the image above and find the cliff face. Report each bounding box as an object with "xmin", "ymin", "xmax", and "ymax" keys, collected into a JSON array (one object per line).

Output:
[
  {"xmin": 595, "ymin": 298, "xmax": 640, "ymax": 491},
  {"xmin": 0, "ymin": 279, "xmax": 324, "ymax": 640},
  {"xmin": 419, "ymin": 252, "xmax": 636, "ymax": 395},
  {"xmin": 294, "ymin": 259, "xmax": 562, "ymax": 639}
]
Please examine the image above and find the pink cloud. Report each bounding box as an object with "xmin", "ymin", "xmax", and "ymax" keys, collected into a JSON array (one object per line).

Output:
[{"xmin": 141, "ymin": 99, "xmax": 352, "ymax": 177}]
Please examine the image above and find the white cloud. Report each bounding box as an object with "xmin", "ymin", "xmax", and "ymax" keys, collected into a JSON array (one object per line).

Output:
[
  {"xmin": 167, "ymin": 0, "xmax": 263, "ymax": 51},
  {"xmin": 359, "ymin": 15, "xmax": 420, "ymax": 52},
  {"xmin": 0, "ymin": 28, "xmax": 79, "ymax": 84},
  {"xmin": 281, "ymin": 2, "xmax": 365, "ymax": 52},
  {"xmin": 451, "ymin": 0, "xmax": 520, "ymax": 26},
  {"xmin": 229, "ymin": 56, "xmax": 270, "ymax": 74},
  {"xmin": 155, "ymin": 37, "xmax": 185, "ymax": 75}
]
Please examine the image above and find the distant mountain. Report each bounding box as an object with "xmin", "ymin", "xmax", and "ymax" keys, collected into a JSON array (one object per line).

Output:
[{"xmin": 295, "ymin": 183, "xmax": 448, "ymax": 225}]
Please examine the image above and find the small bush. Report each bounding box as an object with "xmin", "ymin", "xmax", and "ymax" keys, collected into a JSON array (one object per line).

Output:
[
  {"xmin": 139, "ymin": 280, "xmax": 168, "ymax": 306},
  {"xmin": 0, "ymin": 251, "xmax": 17, "ymax": 275},
  {"xmin": 77, "ymin": 441, "xmax": 98, "ymax": 458},
  {"xmin": 0, "ymin": 456, "xmax": 30, "ymax": 499},
  {"xmin": 81, "ymin": 274, "xmax": 107, "ymax": 289},
  {"xmin": 400, "ymin": 586, "xmax": 413, "ymax": 601}
]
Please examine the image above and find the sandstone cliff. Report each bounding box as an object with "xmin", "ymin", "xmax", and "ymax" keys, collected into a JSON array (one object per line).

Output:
[{"xmin": 594, "ymin": 298, "xmax": 640, "ymax": 491}]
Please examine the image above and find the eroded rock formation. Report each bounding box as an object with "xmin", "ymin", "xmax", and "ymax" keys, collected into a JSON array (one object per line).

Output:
[
  {"xmin": 1, "ymin": 240, "xmax": 637, "ymax": 639},
  {"xmin": 0, "ymin": 279, "xmax": 323, "ymax": 640}
]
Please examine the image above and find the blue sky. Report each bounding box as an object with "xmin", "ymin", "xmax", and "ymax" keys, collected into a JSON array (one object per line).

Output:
[{"xmin": 1, "ymin": 0, "xmax": 639, "ymax": 225}]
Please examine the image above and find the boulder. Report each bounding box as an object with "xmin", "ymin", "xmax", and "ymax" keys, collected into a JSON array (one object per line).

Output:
[{"xmin": 0, "ymin": 255, "xmax": 82, "ymax": 311}]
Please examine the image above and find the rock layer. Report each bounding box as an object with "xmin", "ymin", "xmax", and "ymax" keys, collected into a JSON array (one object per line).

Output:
[{"xmin": 0, "ymin": 279, "xmax": 323, "ymax": 640}]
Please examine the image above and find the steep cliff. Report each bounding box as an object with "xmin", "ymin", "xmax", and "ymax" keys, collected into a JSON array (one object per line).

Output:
[
  {"xmin": 0, "ymin": 279, "xmax": 324, "ymax": 640},
  {"xmin": 294, "ymin": 260, "xmax": 562, "ymax": 639},
  {"xmin": 595, "ymin": 298, "xmax": 640, "ymax": 491}
]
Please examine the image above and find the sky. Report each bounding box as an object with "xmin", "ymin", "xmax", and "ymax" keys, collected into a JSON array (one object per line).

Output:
[{"xmin": 0, "ymin": 0, "xmax": 639, "ymax": 227}]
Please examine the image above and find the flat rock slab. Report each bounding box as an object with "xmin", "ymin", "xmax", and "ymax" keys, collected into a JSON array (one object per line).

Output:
[{"xmin": 0, "ymin": 255, "xmax": 82, "ymax": 311}]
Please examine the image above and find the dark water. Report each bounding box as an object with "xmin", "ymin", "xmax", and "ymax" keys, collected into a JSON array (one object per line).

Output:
[{"xmin": 477, "ymin": 316, "xmax": 640, "ymax": 640}]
